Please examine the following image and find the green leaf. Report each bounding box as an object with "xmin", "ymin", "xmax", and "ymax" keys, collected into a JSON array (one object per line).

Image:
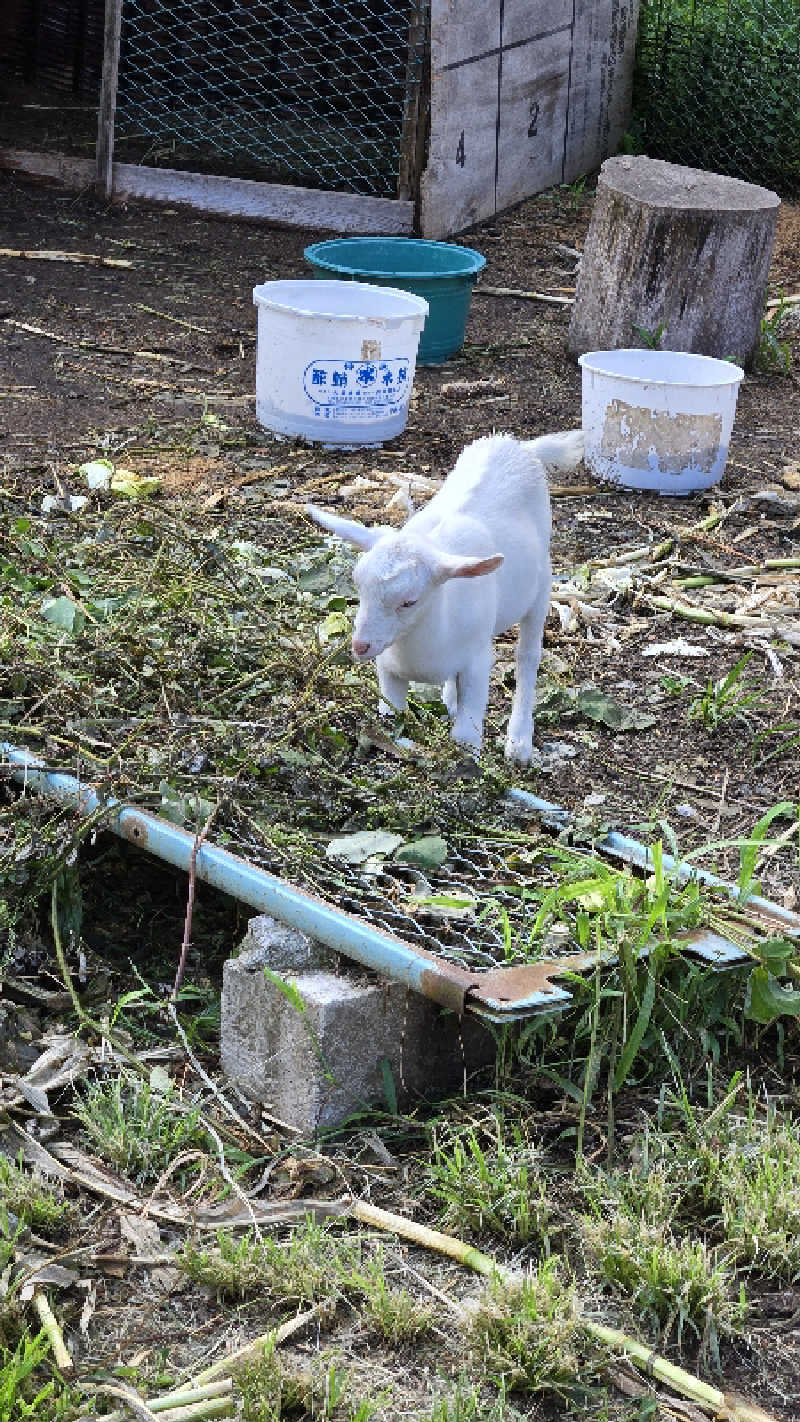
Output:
[
  {"xmin": 317, "ymin": 610, "xmax": 350, "ymax": 646},
  {"xmin": 576, "ymin": 687, "xmax": 657, "ymax": 731},
  {"xmin": 88, "ymin": 596, "xmax": 125, "ymax": 621},
  {"xmin": 262, "ymin": 968, "xmax": 307, "ymax": 1014},
  {"xmin": 745, "ymin": 966, "xmax": 800, "ymax": 1023},
  {"xmin": 614, "ymin": 965, "xmax": 657, "ymax": 1088},
  {"xmin": 326, "ymin": 830, "xmax": 404, "ymax": 864},
  {"xmin": 738, "ymin": 802, "xmax": 798, "ymax": 900},
  {"xmin": 407, "ymin": 893, "xmax": 476, "ymax": 919},
  {"xmin": 110, "ymin": 470, "xmax": 162, "ymax": 499},
  {"xmin": 394, "ymin": 835, "xmax": 448, "ymax": 871},
  {"xmin": 532, "ymin": 685, "xmax": 574, "ymax": 722},
  {"xmin": 41, "ymin": 595, "xmax": 85, "ymax": 634},
  {"xmin": 149, "ymin": 1064, "xmax": 172, "ymax": 1094},
  {"xmin": 158, "ymin": 781, "xmax": 215, "ymax": 826},
  {"xmin": 752, "ymin": 937, "xmax": 797, "ymax": 976}
]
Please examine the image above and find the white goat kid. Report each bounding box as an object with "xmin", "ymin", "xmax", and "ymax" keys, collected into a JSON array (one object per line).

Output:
[{"xmin": 308, "ymin": 429, "xmax": 584, "ymax": 764}]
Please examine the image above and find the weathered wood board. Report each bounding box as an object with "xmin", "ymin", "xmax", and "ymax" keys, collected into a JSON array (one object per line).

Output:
[
  {"xmin": 496, "ymin": 29, "xmax": 573, "ymax": 215},
  {"xmin": 421, "ymin": 0, "xmax": 639, "ymax": 237},
  {"xmin": 0, "ymin": 149, "xmax": 414, "ymax": 234},
  {"xmin": 563, "ymin": 0, "xmax": 640, "ymax": 184}
]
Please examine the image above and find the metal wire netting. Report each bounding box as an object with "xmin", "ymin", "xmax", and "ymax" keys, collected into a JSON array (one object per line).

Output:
[
  {"xmin": 114, "ymin": 0, "xmax": 427, "ymax": 196},
  {"xmin": 237, "ymin": 831, "xmax": 550, "ymax": 973},
  {"xmin": 633, "ymin": 0, "xmax": 800, "ymax": 195}
]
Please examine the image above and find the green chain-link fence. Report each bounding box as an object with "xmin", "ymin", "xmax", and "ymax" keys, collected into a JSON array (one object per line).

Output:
[
  {"xmin": 113, "ymin": 0, "xmax": 427, "ymax": 196},
  {"xmin": 633, "ymin": 0, "xmax": 800, "ymax": 195}
]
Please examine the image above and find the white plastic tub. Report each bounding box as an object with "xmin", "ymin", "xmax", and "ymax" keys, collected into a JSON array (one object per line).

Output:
[
  {"xmin": 253, "ymin": 279, "xmax": 429, "ymax": 445},
  {"xmin": 578, "ymin": 349, "xmax": 745, "ymax": 494}
]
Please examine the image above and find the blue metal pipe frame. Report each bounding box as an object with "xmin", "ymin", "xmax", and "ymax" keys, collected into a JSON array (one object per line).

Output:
[{"xmin": 4, "ymin": 744, "xmax": 795, "ymax": 1021}]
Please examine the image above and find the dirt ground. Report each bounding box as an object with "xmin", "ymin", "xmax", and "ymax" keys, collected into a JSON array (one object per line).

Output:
[
  {"xmin": 1, "ymin": 170, "xmax": 799, "ymax": 885},
  {"xmin": 1, "ymin": 169, "xmax": 800, "ymax": 1419}
]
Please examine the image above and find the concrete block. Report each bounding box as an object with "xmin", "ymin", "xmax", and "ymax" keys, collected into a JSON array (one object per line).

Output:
[
  {"xmin": 236, "ymin": 914, "xmax": 336, "ymax": 973},
  {"xmin": 221, "ymin": 919, "xmax": 496, "ymax": 1134}
]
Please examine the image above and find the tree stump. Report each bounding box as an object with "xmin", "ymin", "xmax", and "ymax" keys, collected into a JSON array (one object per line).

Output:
[{"xmin": 568, "ymin": 156, "xmax": 780, "ymax": 369}]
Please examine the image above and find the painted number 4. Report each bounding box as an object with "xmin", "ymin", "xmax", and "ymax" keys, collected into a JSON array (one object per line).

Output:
[
  {"xmin": 528, "ymin": 100, "xmax": 540, "ymax": 137},
  {"xmin": 455, "ymin": 130, "xmax": 465, "ymax": 167}
]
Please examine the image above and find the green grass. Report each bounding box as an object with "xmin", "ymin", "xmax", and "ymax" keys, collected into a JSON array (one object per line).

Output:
[
  {"xmin": 180, "ymin": 1216, "xmax": 355, "ymax": 1306},
  {"xmin": 73, "ymin": 1070, "xmax": 210, "ymax": 1185},
  {"xmin": 582, "ymin": 1214, "xmax": 745, "ymax": 1356},
  {"xmin": 183, "ymin": 1223, "xmax": 429, "ymax": 1345},
  {"xmin": 687, "ymin": 652, "xmax": 764, "ymax": 731},
  {"xmin": 237, "ymin": 1340, "xmax": 390, "ymax": 1422},
  {"xmin": 423, "ymin": 1381, "xmax": 525, "ymax": 1422},
  {"xmin": 756, "ymin": 297, "xmax": 794, "ymax": 374},
  {"xmin": 345, "ymin": 1248, "xmax": 432, "ymax": 1345},
  {"xmin": 0, "ymin": 1160, "xmax": 68, "ymax": 1238},
  {"xmin": 426, "ymin": 1115, "xmax": 552, "ymax": 1246},
  {"xmin": 0, "ymin": 1329, "xmax": 77, "ymax": 1422},
  {"xmin": 583, "ymin": 1083, "xmax": 800, "ymax": 1285},
  {"xmin": 468, "ymin": 1257, "xmax": 596, "ymax": 1401}
]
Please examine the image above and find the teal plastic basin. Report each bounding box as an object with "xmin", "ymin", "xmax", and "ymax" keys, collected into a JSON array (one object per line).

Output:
[{"xmin": 303, "ymin": 237, "xmax": 486, "ymax": 364}]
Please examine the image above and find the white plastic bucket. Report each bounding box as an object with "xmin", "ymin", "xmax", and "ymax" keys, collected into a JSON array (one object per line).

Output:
[
  {"xmin": 578, "ymin": 349, "xmax": 745, "ymax": 494},
  {"xmin": 252, "ymin": 279, "xmax": 429, "ymax": 445}
]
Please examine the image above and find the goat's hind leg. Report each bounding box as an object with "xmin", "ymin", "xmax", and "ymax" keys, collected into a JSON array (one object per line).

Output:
[{"xmin": 505, "ymin": 594, "xmax": 548, "ymax": 765}]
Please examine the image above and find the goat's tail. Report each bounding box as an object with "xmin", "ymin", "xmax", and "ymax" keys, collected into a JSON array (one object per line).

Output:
[{"xmin": 527, "ymin": 428, "xmax": 585, "ymax": 472}]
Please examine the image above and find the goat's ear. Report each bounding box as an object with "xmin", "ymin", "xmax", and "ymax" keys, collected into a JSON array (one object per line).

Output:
[
  {"xmin": 306, "ymin": 505, "xmax": 382, "ymax": 551},
  {"xmin": 434, "ymin": 552, "xmax": 505, "ymax": 582}
]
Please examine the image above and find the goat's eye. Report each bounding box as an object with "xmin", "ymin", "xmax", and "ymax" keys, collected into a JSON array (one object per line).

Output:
[{"xmin": 400, "ymin": 598, "xmax": 417, "ymax": 609}]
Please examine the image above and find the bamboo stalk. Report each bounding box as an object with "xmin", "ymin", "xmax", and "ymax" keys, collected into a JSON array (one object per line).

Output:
[
  {"xmin": 583, "ymin": 1323, "xmax": 776, "ymax": 1422},
  {"xmin": 589, "ymin": 508, "xmax": 724, "ymax": 571},
  {"xmin": 644, "ymin": 594, "xmax": 800, "ymax": 647},
  {"xmin": 88, "ymin": 1380, "xmax": 235, "ymax": 1422},
  {"xmin": 84, "ymin": 1386, "xmax": 160, "ymax": 1422},
  {"xmin": 350, "ymin": 1198, "xmax": 499, "ymax": 1277},
  {"xmin": 674, "ymin": 557, "xmax": 800, "ymax": 586},
  {"xmin": 173, "ymin": 1306, "xmax": 323, "ymax": 1391},
  {"xmin": 473, "ymin": 285, "xmax": 574, "ymax": 305},
  {"xmin": 137, "ymin": 1383, "xmax": 233, "ymax": 1414},
  {"xmin": 348, "ymin": 1202, "xmax": 778, "ymax": 1422},
  {"xmin": 0, "ymin": 247, "xmax": 133, "ymax": 269},
  {"xmin": 156, "ymin": 1397, "xmax": 233, "ymax": 1422},
  {"xmin": 31, "ymin": 1289, "xmax": 73, "ymax": 1373}
]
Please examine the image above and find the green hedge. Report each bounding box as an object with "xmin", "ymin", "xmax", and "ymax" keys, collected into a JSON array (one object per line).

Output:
[{"xmin": 633, "ymin": 0, "xmax": 800, "ymax": 195}]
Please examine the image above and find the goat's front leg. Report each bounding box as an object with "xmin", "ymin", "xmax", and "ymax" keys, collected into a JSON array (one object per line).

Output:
[
  {"xmin": 505, "ymin": 597, "xmax": 548, "ymax": 765},
  {"xmin": 376, "ymin": 656, "xmax": 409, "ymax": 718},
  {"xmin": 442, "ymin": 677, "xmax": 457, "ymax": 719},
  {"xmin": 450, "ymin": 651, "xmax": 492, "ymax": 755}
]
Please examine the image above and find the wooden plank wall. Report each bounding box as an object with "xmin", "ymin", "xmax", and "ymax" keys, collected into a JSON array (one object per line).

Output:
[{"xmin": 421, "ymin": 0, "xmax": 639, "ymax": 238}]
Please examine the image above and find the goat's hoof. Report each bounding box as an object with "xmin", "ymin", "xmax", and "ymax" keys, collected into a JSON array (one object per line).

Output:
[
  {"xmin": 505, "ymin": 738, "xmax": 533, "ymax": 766},
  {"xmin": 451, "ymin": 733, "xmax": 481, "ymax": 760}
]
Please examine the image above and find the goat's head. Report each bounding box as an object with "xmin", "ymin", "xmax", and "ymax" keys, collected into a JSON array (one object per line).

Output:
[{"xmin": 306, "ymin": 506, "xmax": 502, "ymax": 662}]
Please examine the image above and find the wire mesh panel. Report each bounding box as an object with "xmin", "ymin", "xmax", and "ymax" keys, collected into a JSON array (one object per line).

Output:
[
  {"xmin": 634, "ymin": 0, "xmax": 800, "ymax": 195},
  {"xmin": 114, "ymin": 0, "xmax": 428, "ymax": 196}
]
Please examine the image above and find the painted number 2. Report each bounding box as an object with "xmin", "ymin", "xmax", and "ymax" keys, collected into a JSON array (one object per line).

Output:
[
  {"xmin": 528, "ymin": 100, "xmax": 540, "ymax": 137},
  {"xmin": 455, "ymin": 130, "xmax": 465, "ymax": 167}
]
